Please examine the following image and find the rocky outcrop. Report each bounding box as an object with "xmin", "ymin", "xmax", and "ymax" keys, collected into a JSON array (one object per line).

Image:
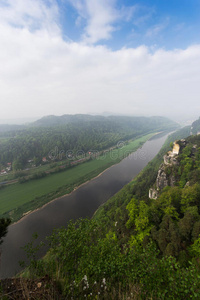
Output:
[
  {"xmin": 149, "ymin": 141, "xmax": 180, "ymax": 199},
  {"xmin": 172, "ymin": 142, "xmax": 180, "ymax": 155},
  {"xmin": 149, "ymin": 188, "xmax": 158, "ymax": 200},
  {"xmin": 163, "ymin": 153, "xmax": 178, "ymax": 165},
  {"xmin": 156, "ymin": 165, "xmax": 168, "ymax": 190}
]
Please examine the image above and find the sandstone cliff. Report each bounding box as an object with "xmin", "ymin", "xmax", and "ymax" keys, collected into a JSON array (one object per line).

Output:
[{"xmin": 149, "ymin": 141, "xmax": 183, "ymax": 199}]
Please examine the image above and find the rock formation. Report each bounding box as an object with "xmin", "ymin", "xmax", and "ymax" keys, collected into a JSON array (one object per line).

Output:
[{"xmin": 149, "ymin": 141, "xmax": 182, "ymax": 199}]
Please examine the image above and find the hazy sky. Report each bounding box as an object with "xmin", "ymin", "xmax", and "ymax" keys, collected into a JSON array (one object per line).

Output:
[{"xmin": 0, "ymin": 0, "xmax": 200, "ymax": 122}]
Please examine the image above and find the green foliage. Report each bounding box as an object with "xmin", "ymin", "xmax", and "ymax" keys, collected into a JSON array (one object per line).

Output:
[
  {"xmin": 178, "ymin": 207, "xmax": 200, "ymax": 241},
  {"xmin": 190, "ymin": 234, "xmax": 200, "ymax": 257},
  {"xmin": 12, "ymin": 158, "xmax": 23, "ymax": 171},
  {"xmin": 158, "ymin": 186, "xmax": 182, "ymax": 219},
  {"xmin": 18, "ymin": 123, "xmax": 200, "ymax": 298},
  {"xmin": 95, "ymin": 125, "xmax": 193, "ymax": 251},
  {"xmin": 22, "ymin": 221, "xmax": 200, "ymax": 299},
  {"xmin": 19, "ymin": 233, "xmax": 45, "ymax": 278},
  {"xmin": 126, "ymin": 197, "xmax": 138, "ymax": 229},
  {"xmin": 181, "ymin": 184, "xmax": 200, "ymax": 212},
  {"xmin": 191, "ymin": 117, "xmax": 200, "ymax": 135},
  {"xmin": 124, "ymin": 132, "xmax": 200, "ymax": 261},
  {"xmin": 0, "ymin": 134, "xmax": 153, "ymax": 222},
  {"xmin": 0, "ymin": 218, "xmax": 11, "ymax": 245},
  {"xmin": 176, "ymin": 136, "xmax": 200, "ymax": 187},
  {"xmin": 0, "ymin": 115, "xmax": 178, "ymax": 168},
  {"xmin": 127, "ymin": 199, "xmax": 152, "ymax": 246}
]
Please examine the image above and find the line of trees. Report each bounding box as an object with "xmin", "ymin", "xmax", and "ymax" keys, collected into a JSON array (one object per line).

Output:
[{"xmin": 0, "ymin": 115, "xmax": 178, "ymax": 170}]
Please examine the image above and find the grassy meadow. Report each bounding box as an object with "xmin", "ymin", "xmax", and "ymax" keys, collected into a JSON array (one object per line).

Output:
[{"xmin": 0, "ymin": 133, "xmax": 155, "ymax": 222}]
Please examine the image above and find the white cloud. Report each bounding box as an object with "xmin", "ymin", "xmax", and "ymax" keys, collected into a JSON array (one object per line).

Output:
[
  {"xmin": 0, "ymin": 0, "xmax": 200, "ymax": 121},
  {"xmin": 68, "ymin": 0, "xmax": 136, "ymax": 44},
  {"xmin": 67, "ymin": 0, "xmax": 119, "ymax": 43},
  {"xmin": 0, "ymin": 0, "xmax": 59, "ymax": 33}
]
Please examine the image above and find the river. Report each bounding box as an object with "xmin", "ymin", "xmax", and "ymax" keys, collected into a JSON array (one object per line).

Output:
[{"xmin": 0, "ymin": 132, "xmax": 169, "ymax": 278}]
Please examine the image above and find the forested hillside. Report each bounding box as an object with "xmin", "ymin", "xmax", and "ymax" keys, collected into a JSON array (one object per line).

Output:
[
  {"xmin": 4, "ymin": 126, "xmax": 200, "ymax": 299},
  {"xmin": 191, "ymin": 117, "xmax": 200, "ymax": 135},
  {"xmin": 100, "ymin": 132, "xmax": 200, "ymax": 260},
  {"xmin": 0, "ymin": 115, "xmax": 178, "ymax": 170}
]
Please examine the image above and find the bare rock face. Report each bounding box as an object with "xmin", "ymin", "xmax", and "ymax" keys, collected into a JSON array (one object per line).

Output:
[
  {"xmin": 149, "ymin": 188, "xmax": 158, "ymax": 200},
  {"xmin": 156, "ymin": 165, "xmax": 168, "ymax": 190},
  {"xmin": 163, "ymin": 152, "xmax": 178, "ymax": 166},
  {"xmin": 163, "ymin": 154, "xmax": 171, "ymax": 165},
  {"xmin": 149, "ymin": 141, "xmax": 181, "ymax": 199},
  {"xmin": 172, "ymin": 142, "xmax": 180, "ymax": 155},
  {"xmin": 149, "ymin": 165, "xmax": 168, "ymax": 199}
]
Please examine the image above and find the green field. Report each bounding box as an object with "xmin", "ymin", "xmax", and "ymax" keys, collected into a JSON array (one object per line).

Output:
[{"xmin": 0, "ymin": 133, "xmax": 155, "ymax": 221}]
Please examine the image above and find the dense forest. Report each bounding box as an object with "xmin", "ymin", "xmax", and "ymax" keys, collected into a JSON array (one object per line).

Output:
[
  {"xmin": 0, "ymin": 115, "xmax": 178, "ymax": 171},
  {"xmin": 2, "ymin": 126, "xmax": 200, "ymax": 299}
]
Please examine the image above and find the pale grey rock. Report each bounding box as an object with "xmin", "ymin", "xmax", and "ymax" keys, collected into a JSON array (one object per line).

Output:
[
  {"xmin": 149, "ymin": 140, "xmax": 181, "ymax": 199},
  {"xmin": 149, "ymin": 188, "xmax": 158, "ymax": 199},
  {"xmin": 156, "ymin": 165, "xmax": 168, "ymax": 190}
]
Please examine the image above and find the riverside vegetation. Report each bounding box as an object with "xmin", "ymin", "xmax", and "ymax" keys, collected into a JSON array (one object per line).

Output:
[
  {"xmin": 0, "ymin": 115, "xmax": 178, "ymax": 171},
  {"xmin": 0, "ymin": 133, "xmax": 153, "ymax": 222},
  {"xmin": 3, "ymin": 123, "xmax": 200, "ymax": 299},
  {"xmin": 0, "ymin": 115, "xmax": 178, "ymax": 222}
]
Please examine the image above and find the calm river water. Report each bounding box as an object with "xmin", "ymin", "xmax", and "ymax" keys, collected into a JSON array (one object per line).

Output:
[{"xmin": 0, "ymin": 132, "xmax": 169, "ymax": 278}]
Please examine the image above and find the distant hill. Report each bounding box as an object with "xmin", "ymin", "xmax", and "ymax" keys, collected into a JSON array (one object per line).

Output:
[
  {"xmin": 191, "ymin": 117, "xmax": 200, "ymax": 135},
  {"xmin": 0, "ymin": 114, "xmax": 179, "ymax": 169},
  {"xmin": 32, "ymin": 114, "xmax": 104, "ymax": 127},
  {"xmin": 0, "ymin": 114, "xmax": 179, "ymax": 134},
  {"xmin": 0, "ymin": 114, "xmax": 179, "ymax": 131},
  {"xmin": 32, "ymin": 114, "xmax": 178, "ymax": 129}
]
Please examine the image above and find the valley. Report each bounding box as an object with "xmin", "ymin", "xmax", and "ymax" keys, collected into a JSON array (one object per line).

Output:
[
  {"xmin": 0, "ymin": 130, "xmax": 171, "ymax": 279},
  {"xmin": 0, "ymin": 115, "xmax": 178, "ymax": 222}
]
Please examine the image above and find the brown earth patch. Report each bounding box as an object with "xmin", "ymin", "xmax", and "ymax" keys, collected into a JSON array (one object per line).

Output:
[{"xmin": 0, "ymin": 276, "xmax": 63, "ymax": 299}]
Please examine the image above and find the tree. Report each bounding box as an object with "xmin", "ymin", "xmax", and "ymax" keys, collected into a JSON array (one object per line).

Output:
[
  {"xmin": 126, "ymin": 197, "xmax": 138, "ymax": 229},
  {"xmin": 178, "ymin": 206, "xmax": 199, "ymax": 242},
  {"xmin": 181, "ymin": 184, "xmax": 200, "ymax": 213},
  {"xmin": 0, "ymin": 218, "xmax": 11, "ymax": 245},
  {"xmin": 12, "ymin": 158, "xmax": 23, "ymax": 171}
]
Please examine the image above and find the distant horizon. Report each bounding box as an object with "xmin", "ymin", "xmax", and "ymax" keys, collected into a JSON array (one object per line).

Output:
[
  {"xmin": 0, "ymin": 112, "xmax": 197, "ymax": 126},
  {"xmin": 0, "ymin": 1, "xmax": 200, "ymax": 121}
]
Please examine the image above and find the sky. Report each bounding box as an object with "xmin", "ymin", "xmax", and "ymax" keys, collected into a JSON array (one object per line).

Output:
[{"xmin": 0, "ymin": 0, "xmax": 200, "ymax": 123}]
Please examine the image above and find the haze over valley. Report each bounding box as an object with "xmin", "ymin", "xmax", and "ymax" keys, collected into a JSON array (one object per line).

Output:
[{"xmin": 0, "ymin": 0, "xmax": 200, "ymax": 122}]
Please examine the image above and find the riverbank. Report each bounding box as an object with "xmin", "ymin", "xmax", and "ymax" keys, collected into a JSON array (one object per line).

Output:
[
  {"xmin": 0, "ymin": 132, "xmax": 157, "ymax": 223},
  {"xmin": 0, "ymin": 131, "xmax": 171, "ymax": 279}
]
